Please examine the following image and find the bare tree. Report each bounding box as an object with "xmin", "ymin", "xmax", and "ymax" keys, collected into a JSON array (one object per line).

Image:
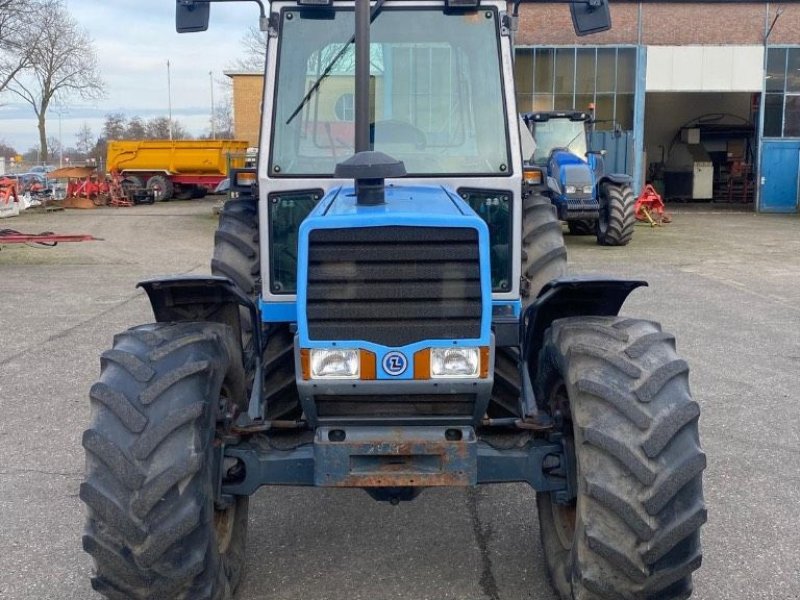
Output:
[
  {"xmin": 212, "ymin": 99, "xmax": 235, "ymax": 139},
  {"xmin": 232, "ymin": 26, "xmax": 267, "ymax": 72},
  {"xmin": 125, "ymin": 116, "xmax": 147, "ymax": 140},
  {"xmin": 145, "ymin": 116, "xmax": 189, "ymax": 140},
  {"xmin": 206, "ymin": 77, "xmax": 234, "ymax": 139},
  {"xmin": 0, "ymin": 0, "xmax": 39, "ymax": 94},
  {"xmin": 0, "ymin": 140, "xmax": 18, "ymax": 159},
  {"xmin": 8, "ymin": 0, "xmax": 104, "ymax": 161},
  {"xmin": 102, "ymin": 113, "xmax": 126, "ymax": 140},
  {"xmin": 75, "ymin": 122, "xmax": 94, "ymax": 156}
]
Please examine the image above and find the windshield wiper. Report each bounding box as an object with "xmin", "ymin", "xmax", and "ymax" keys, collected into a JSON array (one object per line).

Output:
[{"xmin": 285, "ymin": 0, "xmax": 386, "ymax": 125}]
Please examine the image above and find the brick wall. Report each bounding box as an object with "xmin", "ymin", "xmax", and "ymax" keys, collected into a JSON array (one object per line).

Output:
[
  {"xmin": 516, "ymin": 2, "xmax": 800, "ymax": 47},
  {"xmin": 230, "ymin": 3, "xmax": 800, "ymax": 142},
  {"xmin": 229, "ymin": 73, "xmax": 265, "ymax": 147}
]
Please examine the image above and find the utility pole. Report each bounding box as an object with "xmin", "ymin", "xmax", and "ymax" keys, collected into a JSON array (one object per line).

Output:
[
  {"xmin": 167, "ymin": 60, "xmax": 174, "ymax": 140},
  {"xmin": 58, "ymin": 108, "xmax": 63, "ymax": 168},
  {"xmin": 210, "ymin": 70, "xmax": 216, "ymax": 140}
]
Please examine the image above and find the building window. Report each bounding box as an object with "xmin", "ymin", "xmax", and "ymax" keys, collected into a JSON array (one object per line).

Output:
[
  {"xmin": 514, "ymin": 46, "xmax": 637, "ymax": 131},
  {"xmin": 765, "ymin": 48, "xmax": 800, "ymax": 138},
  {"xmin": 335, "ymin": 93, "xmax": 354, "ymax": 121}
]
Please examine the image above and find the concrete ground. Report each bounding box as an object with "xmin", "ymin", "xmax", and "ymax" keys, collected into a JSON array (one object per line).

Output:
[{"xmin": 0, "ymin": 201, "xmax": 797, "ymax": 600}]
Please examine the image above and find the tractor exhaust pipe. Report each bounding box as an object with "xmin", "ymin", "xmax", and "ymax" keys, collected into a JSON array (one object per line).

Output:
[
  {"xmin": 355, "ymin": 0, "xmax": 370, "ymax": 154},
  {"xmin": 334, "ymin": 0, "xmax": 405, "ymax": 205}
]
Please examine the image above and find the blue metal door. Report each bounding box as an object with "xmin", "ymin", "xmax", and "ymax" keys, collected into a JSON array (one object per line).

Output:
[
  {"xmin": 760, "ymin": 141, "xmax": 800, "ymax": 213},
  {"xmin": 589, "ymin": 130, "xmax": 634, "ymax": 179}
]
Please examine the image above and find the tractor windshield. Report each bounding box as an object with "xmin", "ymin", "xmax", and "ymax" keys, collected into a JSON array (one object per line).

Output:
[
  {"xmin": 529, "ymin": 119, "xmax": 587, "ymax": 166},
  {"xmin": 270, "ymin": 7, "xmax": 510, "ymax": 177}
]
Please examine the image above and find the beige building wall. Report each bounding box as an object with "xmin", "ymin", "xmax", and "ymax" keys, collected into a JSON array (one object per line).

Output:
[{"xmin": 227, "ymin": 72, "xmax": 264, "ymax": 148}]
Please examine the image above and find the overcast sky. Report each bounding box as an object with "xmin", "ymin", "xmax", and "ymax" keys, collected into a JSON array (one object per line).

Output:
[{"xmin": 0, "ymin": 0, "xmax": 261, "ymax": 154}]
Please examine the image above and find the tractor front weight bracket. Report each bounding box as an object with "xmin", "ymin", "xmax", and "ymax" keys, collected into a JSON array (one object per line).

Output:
[{"xmin": 219, "ymin": 427, "xmax": 568, "ymax": 497}]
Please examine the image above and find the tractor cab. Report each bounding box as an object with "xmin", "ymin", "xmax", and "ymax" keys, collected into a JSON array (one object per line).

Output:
[{"xmin": 523, "ymin": 110, "xmax": 592, "ymax": 168}]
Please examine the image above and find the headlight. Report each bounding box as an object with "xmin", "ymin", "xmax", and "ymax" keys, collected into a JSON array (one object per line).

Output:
[
  {"xmin": 565, "ymin": 185, "xmax": 577, "ymax": 194},
  {"xmin": 582, "ymin": 185, "xmax": 594, "ymax": 194},
  {"xmin": 431, "ymin": 348, "xmax": 480, "ymax": 378},
  {"xmin": 310, "ymin": 348, "xmax": 359, "ymax": 379}
]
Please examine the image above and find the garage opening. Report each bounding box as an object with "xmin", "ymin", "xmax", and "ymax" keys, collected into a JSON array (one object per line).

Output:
[{"xmin": 644, "ymin": 92, "xmax": 756, "ymax": 207}]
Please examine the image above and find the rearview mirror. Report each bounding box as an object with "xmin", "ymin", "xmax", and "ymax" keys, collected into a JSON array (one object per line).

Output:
[
  {"xmin": 571, "ymin": 0, "xmax": 611, "ymax": 37},
  {"xmin": 176, "ymin": 1, "xmax": 210, "ymax": 33}
]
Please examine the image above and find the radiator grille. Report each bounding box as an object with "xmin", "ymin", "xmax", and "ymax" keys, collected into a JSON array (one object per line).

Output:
[
  {"xmin": 316, "ymin": 395, "xmax": 475, "ymax": 418},
  {"xmin": 306, "ymin": 226, "xmax": 482, "ymax": 346}
]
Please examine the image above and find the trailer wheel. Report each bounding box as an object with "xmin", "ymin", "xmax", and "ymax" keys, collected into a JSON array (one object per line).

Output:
[
  {"xmin": 211, "ymin": 196, "xmax": 301, "ymax": 420},
  {"xmin": 597, "ymin": 182, "xmax": 635, "ymax": 246},
  {"xmin": 122, "ymin": 174, "xmax": 144, "ymax": 191},
  {"xmin": 174, "ymin": 186, "xmax": 195, "ymax": 200},
  {"xmin": 535, "ymin": 316, "xmax": 706, "ymax": 600},
  {"xmin": 121, "ymin": 176, "xmax": 149, "ymax": 204},
  {"xmin": 146, "ymin": 174, "xmax": 174, "ymax": 202},
  {"xmin": 82, "ymin": 322, "xmax": 249, "ymax": 600},
  {"xmin": 567, "ymin": 219, "xmax": 596, "ymax": 236},
  {"xmin": 489, "ymin": 193, "xmax": 568, "ymax": 418}
]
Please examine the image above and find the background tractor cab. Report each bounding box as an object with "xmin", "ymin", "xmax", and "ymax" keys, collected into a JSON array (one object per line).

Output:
[{"xmin": 522, "ymin": 110, "xmax": 636, "ymax": 246}]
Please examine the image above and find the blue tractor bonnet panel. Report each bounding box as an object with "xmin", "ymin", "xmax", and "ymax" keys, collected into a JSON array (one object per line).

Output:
[{"xmin": 293, "ymin": 184, "xmax": 493, "ymax": 380}]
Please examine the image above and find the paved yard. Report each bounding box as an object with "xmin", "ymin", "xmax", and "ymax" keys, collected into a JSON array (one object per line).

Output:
[{"xmin": 0, "ymin": 201, "xmax": 797, "ymax": 600}]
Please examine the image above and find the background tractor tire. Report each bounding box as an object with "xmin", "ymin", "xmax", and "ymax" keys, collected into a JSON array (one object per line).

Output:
[
  {"xmin": 535, "ymin": 316, "xmax": 706, "ymax": 600},
  {"xmin": 210, "ymin": 196, "xmax": 301, "ymax": 420},
  {"xmin": 567, "ymin": 219, "xmax": 596, "ymax": 236},
  {"xmin": 146, "ymin": 174, "xmax": 174, "ymax": 202},
  {"xmin": 521, "ymin": 192, "xmax": 568, "ymax": 303},
  {"xmin": 489, "ymin": 193, "xmax": 568, "ymax": 418},
  {"xmin": 82, "ymin": 322, "xmax": 249, "ymax": 600},
  {"xmin": 211, "ymin": 197, "xmax": 260, "ymax": 299},
  {"xmin": 597, "ymin": 182, "xmax": 635, "ymax": 246}
]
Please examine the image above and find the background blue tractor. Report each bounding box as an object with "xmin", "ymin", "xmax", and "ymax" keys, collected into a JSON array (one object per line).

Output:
[{"xmin": 522, "ymin": 110, "xmax": 636, "ymax": 246}]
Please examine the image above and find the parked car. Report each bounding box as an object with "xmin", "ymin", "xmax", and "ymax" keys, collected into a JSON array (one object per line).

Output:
[{"xmin": 29, "ymin": 165, "xmax": 56, "ymax": 174}]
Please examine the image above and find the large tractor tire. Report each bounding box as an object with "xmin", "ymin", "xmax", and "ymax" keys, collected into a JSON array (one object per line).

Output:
[
  {"xmin": 521, "ymin": 192, "xmax": 568, "ymax": 302},
  {"xmin": 535, "ymin": 316, "xmax": 706, "ymax": 599},
  {"xmin": 81, "ymin": 322, "xmax": 249, "ymax": 600},
  {"xmin": 597, "ymin": 182, "xmax": 635, "ymax": 246},
  {"xmin": 146, "ymin": 174, "xmax": 174, "ymax": 202},
  {"xmin": 490, "ymin": 193, "xmax": 568, "ymax": 417},
  {"xmin": 210, "ymin": 196, "xmax": 301, "ymax": 420},
  {"xmin": 567, "ymin": 219, "xmax": 596, "ymax": 236}
]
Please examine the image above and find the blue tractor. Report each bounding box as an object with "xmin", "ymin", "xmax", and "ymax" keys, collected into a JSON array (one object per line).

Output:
[
  {"xmin": 80, "ymin": 1, "xmax": 705, "ymax": 599},
  {"xmin": 522, "ymin": 110, "xmax": 636, "ymax": 246}
]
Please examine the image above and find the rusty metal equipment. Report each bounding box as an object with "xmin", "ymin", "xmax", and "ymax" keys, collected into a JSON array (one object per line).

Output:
[
  {"xmin": 0, "ymin": 177, "xmax": 21, "ymax": 218},
  {"xmin": 47, "ymin": 167, "xmax": 109, "ymax": 209},
  {"xmin": 635, "ymin": 184, "xmax": 672, "ymax": 226},
  {"xmin": 0, "ymin": 228, "xmax": 99, "ymax": 246}
]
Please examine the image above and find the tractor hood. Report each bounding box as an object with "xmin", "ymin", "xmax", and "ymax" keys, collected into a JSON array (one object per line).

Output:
[
  {"xmin": 294, "ymin": 182, "xmax": 493, "ymax": 352},
  {"xmin": 310, "ymin": 184, "xmax": 474, "ymax": 221},
  {"xmin": 549, "ymin": 149, "xmax": 593, "ymax": 192}
]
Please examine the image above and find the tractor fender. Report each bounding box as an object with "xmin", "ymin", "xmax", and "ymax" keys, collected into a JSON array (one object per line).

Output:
[
  {"xmin": 597, "ymin": 173, "xmax": 633, "ymax": 188},
  {"xmin": 137, "ymin": 275, "xmax": 261, "ymax": 353},
  {"xmin": 520, "ymin": 276, "xmax": 646, "ymax": 382}
]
